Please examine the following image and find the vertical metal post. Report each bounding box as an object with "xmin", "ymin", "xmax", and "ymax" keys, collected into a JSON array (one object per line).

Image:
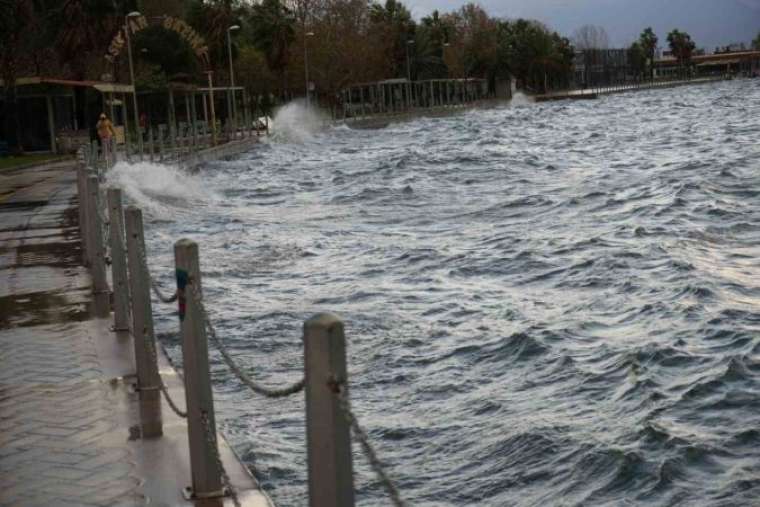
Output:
[
  {"xmin": 91, "ymin": 140, "xmax": 99, "ymax": 167},
  {"xmin": 107, "ymin": 189, "xmax": 130, "ymax": 332},
  {"xmin": 122, "ymin": 94, "xmax": 131, "ymax": 162},
  {"xmin": 184, "ymin": 94, "xmax": 192, "ymax": 146},
  {"xmin": 190, "ymin": 93, "xmax": 198, "ymax": 146},
  {"xmin": 124, "ymin": 206, "xmax": 163, "ymax": 438},
  {"xmin": 147, "ymin": 127, "xmax": 155, "ymax": 162},
  {"xmin": 125, "ymin": 17, "xmax": 143, "ymax": 156},
  {"xmin": 202, "ymin": 93, "xmax": 209, "ymax": 145},
  {"xmin": 158, "ymin": 126, "xmax": 165, "ymax": 162},
  {"xmin": 168, "ymin": 89, "xmax": 176, "ymax": 138},
  {"xmin": 77, "ymin": 165, "xmax": 90, "ymax": 266},
  {"xmin": 207, "ymin": 72, "xmax": 218, "ymax": 146},
  {"xmin": 169, "ymin": 122, "xmax": 177, "ymax": 160},
  {"xmin": 46, "ymin": 94, "xmax": 57, "ymax": 154},
  {"xmin": 243, "ymin": 90, "xmax": 251, "ymax": 137},
  {"xmin": 174, "ymin": 239, "xmax": 223, "ymax": 501},
  {"xmin": 304, "ymin": 313, "xmax": 355, "ymax": 507},
  {"xmin": 86, "ymin": 175, "xmax": 110, "ymax": 318}
]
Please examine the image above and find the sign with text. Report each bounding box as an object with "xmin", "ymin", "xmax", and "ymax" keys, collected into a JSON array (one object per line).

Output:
[{"xmin": 105, "ymin": 15, "xmax": 210, "ymax": 68}]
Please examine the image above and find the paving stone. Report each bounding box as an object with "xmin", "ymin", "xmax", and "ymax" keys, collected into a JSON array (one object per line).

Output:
[{"xmin": 0, "ymin": 166, "xmax": 145, "ymax": 506}]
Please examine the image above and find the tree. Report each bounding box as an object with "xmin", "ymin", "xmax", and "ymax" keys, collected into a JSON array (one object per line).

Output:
[
  {"xmin": 501, "ymin": 19, "xmax": 574, "ymax": 93},
  {"xmin": 0, "ymin": 0, "xmax": 34, "ymax": 153},
  {"xmin": 572, "ymin": 24, "xmax": 609, "ymax": 50},
  {"xmin": 753, "ymin": 32, "xmax": 760, "ymax": 51},
  {"xmin": 627, "ymin": 41, "xmax": 647, "ymax": 79},
  {"xmin": 186, "ymin": 0, "xmax": 242, "ymax": 82},
  {"xmin": 415, "ymin": 10, "xmax": 450, "ymax": 79},
  {"xmin": 667, "ymin": 29, "xmax": 696, "ymax": 74},
  {"xmin": 369, "ymin": 0, "xmax": 416, "ymax": 78},
  {"xmin": 639, "ymin": 27, "xmax": 658, "ymax": 79},
  {"xmin": 247, "ymin": 0, "xmax": 296, "ymax": 94}
]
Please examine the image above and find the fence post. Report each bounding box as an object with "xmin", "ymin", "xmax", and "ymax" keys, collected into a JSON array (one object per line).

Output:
[
  {"xmin": 148, "ymin": 127, "xmax": 155, "ymax": 162},
  {"xmin": 158, "ymin": 126, "xmax": 165, "ymax": 162},
  {"xmin": 86, "ymin": 175, "xmax": 110, "ymax": 318},
  {"xmin": 304, "ymin": 313, "xmax": 355, "ymax": 507},
  {"xmin": 107, "ymin": 188, "xmax": 130, "ymax": 332},
  {"xmin": 77, "ymin": 165, "xmax": 90, "ymax": 266},
  {"xmin": 124, "ymin": 206, "xmax": 164, "ymax": 438},
  {"xmin": 174, "ymin": 239, "xmax": 223, "ymax": 503}
]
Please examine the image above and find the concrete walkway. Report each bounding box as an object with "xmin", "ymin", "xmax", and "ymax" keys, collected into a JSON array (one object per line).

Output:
[{"xmin": 0, "ymin": 162, "xmax": 270, "ymax": 506}]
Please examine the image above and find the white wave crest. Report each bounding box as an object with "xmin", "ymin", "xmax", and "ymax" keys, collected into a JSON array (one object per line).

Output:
[
  {"xmin": 270, "ymin": 99, "xmax": 329, "ymax": 143},
  {"xmin": 106, "ymin": 161, "xmax": 215, "ymax": 218},
  {"xmin": 511, "ymin": 91, "xmax": 534, "ymax": 106}
]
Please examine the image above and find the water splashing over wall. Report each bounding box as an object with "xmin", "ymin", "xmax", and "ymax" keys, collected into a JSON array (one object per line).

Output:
[
  {"xmin": 270, "ymin": 99, "xmax": 329, "ymax": 142},
  {"xmin": 510, "ymin": 91, "xmax": 534, "ymax": 107},
  {"xmin": 106, "ymin": 161, "xmax": 216, "ymax": 219}
]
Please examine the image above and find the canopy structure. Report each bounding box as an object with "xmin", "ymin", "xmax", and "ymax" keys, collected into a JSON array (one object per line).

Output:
[{"xmin": 1, "ymin": 77, "xmax": 136, "ymax": 153}]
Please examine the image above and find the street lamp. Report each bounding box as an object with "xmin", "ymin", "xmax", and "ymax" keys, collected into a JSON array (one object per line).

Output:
[
  {"xmin": 406, "ymin": 39, "xmax": 415, "ymax": 81},
  {"xmin": 304, "ymin": 31, "xmax": 314, "ymax": 108},
  {"xmin": 125, "ymin": 11, "xmax": 143, "ymax": 154},
  {"xmin": 227, "ymin": 25, "xmax": 240, "ymax": 130}
]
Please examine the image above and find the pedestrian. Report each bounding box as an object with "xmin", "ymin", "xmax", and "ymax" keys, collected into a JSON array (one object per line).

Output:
[{"xmin": 96, "ymin": 113, "xmax": 116, "ymax": 164}]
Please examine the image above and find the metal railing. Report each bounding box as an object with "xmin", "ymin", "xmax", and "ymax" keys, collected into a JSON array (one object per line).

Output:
[
  {"xmin": 76, "ymin": 152, "xmax": 409, "ymax": 507},
  {"xmin": 82, "ymin": 118, "xmax": 268, "ymax": 173}
]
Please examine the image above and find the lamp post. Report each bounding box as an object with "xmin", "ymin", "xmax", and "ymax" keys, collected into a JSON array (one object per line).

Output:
[
  {"xmin": 226, "ymin": 25, "xmax": 240, "ymax": 132},
  {"xmin": 125, "ymin": 11, "xmax": 143, "ymax": 155},
  {"xmin": 406, "ymin": 39, "xmax": 415, "ymax": 108},
  {"xmin": 304, "ymin": 31, "xmax": 314, "ymax": 108},
  {"xmin": 406, "ymin": 39, "xmax": 415, "ymax": 82}
]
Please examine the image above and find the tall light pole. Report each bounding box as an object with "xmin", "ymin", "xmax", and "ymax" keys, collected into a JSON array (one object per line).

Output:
[
  {"xmin": 406, "ymin": 39, "xmax": 415, "ymax": 81},
  {"xmin": 304, "ymin": 31, "xmax": 314, "ymax": 108},
  {"xmin": 125, "ymin": 11, "xmax": 142, "ymax": 154},
  {"xmin": 226, "ymin": 25, "xmax": 240, "ymax": 130}
]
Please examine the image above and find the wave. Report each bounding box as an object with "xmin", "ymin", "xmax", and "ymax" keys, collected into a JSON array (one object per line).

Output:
[{"xmin": 106, "ymin": 160, "xmax": 216, "ymax": 219}]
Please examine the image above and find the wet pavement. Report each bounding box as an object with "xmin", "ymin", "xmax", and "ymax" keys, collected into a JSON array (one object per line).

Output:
[{"xmin": 0, "ymin": 162, "xmax": 270, "ymax": 506}]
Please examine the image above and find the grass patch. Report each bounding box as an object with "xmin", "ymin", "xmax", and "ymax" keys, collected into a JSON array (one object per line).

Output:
[{"xmin": 0, "ymin": 154, "xmax": 72, "ymax": 171}]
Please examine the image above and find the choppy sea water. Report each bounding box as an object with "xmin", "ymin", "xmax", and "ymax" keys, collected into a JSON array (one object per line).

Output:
[{"xmin": 110, "ymin": 79, "xmax": 760, "ymax": 506}]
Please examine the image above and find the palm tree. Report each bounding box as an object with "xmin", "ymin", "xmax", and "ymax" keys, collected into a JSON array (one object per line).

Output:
[{"xmin": 639, "ymin": 27, "xmax": 658, "ymax": 80}]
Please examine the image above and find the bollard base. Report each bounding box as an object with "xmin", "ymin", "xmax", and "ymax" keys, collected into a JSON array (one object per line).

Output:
[{"xmin": 182, "ymin": 485, "xmax": 228, "ymax": 501}]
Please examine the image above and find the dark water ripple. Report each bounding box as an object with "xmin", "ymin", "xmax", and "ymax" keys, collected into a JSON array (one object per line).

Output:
[{"xmin": 135, "ymin": 80, "xmax": 760, "ymax": 506}]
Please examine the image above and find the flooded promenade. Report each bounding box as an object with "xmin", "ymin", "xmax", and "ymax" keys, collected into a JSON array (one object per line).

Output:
[{"xmin": 0, "ymin": 162, "xmax": 268, "ymax": 506}]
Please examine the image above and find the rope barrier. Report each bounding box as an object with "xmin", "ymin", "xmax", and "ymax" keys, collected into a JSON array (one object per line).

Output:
[
  {"xmin": 190, "ymin": 285, "xmax": 306, "ymax": 399},
  {"xmin": 151, "ymin": 278, "xmax": 178, "ymax": 303},
  {"xmin": 334, "ymin": 381, "xmax": 407, "ymax": 507}
]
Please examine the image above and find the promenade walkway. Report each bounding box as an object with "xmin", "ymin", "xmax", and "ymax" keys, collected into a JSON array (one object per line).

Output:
[{"xmin": 0, "ymin": 162, "xmax": 269, "ymax": 506}]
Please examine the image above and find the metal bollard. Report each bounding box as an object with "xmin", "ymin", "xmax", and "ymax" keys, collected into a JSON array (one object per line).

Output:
[
  {"xmin": 86, "ymin": 175, "xmax": 110, "ymax": 318},
  {"xmin": 124, "ymin": 206, "xmax": 164, "ymax": 438},
  {"xmin": 158, "ymin": 126, "xmax": 165, "ymax": 162},
  {"xmin": 107, "ymin": 189, "xmax": 130, "ymax": 332},
  {"xmin": 148, "ymin": 127, "xmax": 155, "ymax": 162},
  {"xmin": 90, "ymin": 140, "xmax": 99, "ymax": 167},
  {"xmin": 170, "ymin": 127, "xmax": 177, "ymax": 159},
  {"xmin": 174, "ymin": 239, "xmax": 223, "ymax": 503},
  {"xmin": 76, "ymin": 165, "xmax": 90, "ymax": 266},
  {"xmin": 304, "ymin": 313, "xmax": 355, "ymax": 507}
]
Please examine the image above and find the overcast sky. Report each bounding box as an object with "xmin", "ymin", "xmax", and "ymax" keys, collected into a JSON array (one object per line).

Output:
[{"xmin": 406, "ymin": 0, "xmax": 760, "ymax": 50}]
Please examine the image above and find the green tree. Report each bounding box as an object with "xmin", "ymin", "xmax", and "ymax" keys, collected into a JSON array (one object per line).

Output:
[
  {"xmin": 628, "ymin": 41, "xmax": 647, "ymax": 79},
  {"xmin": 247, "ymin": 0, "xmax": 295, "ymax": 93},
  {"xmin": 0, "ymin": 0, "xmax": 34, "ymax": 153},
  {"xmin": 369, "ymin": 0, "xmax": 416, "ymax": 78},
  {"xmin": 667, "ymin": 29, "xmax": 696, "ymax": 75},
  {"xmin": 186, "ymin": 0, "xmax": 242, "ymax": 82},
  {"xmin": 639, "ymin": 27, "xmax": 658, "ymax": 79},
  {"xmin": 753, "ymin": 31, "xmax": 760, "ymax": 51},
  {"xmin": 415, "ymin": 10, "xmax": 450, "ymax": 79}
]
